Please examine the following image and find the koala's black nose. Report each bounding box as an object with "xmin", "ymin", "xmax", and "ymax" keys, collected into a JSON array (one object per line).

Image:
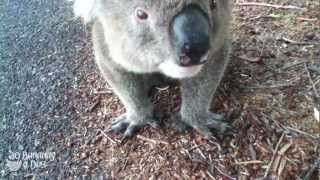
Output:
[{"xmin": 171, "ymin": 5, "xmax": 210, "ymax": 67}]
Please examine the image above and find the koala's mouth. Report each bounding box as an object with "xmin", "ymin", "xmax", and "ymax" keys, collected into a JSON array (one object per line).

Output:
[{"xmin": 158, "ymin": 61, "xmax": 203, "ymax": 79}]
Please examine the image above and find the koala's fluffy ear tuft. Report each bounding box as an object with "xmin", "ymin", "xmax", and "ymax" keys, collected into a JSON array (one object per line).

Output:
[{"xmin": 72, "ymin": 0, "xmax": 99, "ymax": 22}]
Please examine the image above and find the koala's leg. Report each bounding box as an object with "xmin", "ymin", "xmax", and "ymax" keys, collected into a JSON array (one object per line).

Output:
[
  {"xmin": 101, "ymin": 66, "xmax": 165, "ymax": 140},
  {"xmin": 92, "ymin": 21, "xmax": 167, "ymax": 140},
  {"xmin": 176, "ymin": 42, "xmax": 232, "ymax": 138}
]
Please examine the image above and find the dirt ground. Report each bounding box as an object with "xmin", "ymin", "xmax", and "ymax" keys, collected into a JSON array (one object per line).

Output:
[{"xmin": 1, "ymin": 0, "xmax": 319, "ymax": 179}]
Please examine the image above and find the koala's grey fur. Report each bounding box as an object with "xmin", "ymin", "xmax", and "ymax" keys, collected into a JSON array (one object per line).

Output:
[{"xmin": 73, "ymin": 0, "xmax": 233, "ymax": 140}]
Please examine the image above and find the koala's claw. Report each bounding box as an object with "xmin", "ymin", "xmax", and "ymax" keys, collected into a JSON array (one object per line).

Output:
[
  {"xmin": 175, "ymin": 113, "xmax": 233, "ymax": 138},
  {"xmin": 110, "ymin": 114, "xmax": 161, "ymax": 142},
  {"xmin": 110, "ymin": 114, "xmax": 143, "ymax": 139},
  {"xmin": 194, "ymin": 125, "xmax": 215, "ymax": 139},
  {"xmin": 111, "ymin": 115, "xmax": 128, "ymax": 132},
  {"xmin": 204, "ymin": 120, "xmax": 232, "ymax": 135},
  {"xmin": 196, "ymin": 121, "xmax": 232, "ymax": 138},
  {"xmin": 173, "ymin": 120, "xmax": 193, "ymax": 134},
  {"xmin": 120, "ymin": 124, "xmax": 141, "ymax": 143}
]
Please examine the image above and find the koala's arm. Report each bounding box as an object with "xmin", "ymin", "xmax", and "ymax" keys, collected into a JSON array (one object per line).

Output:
[
  {"xmin": 91, "ymin": 21, "xmax": 161, "ymax": 140},
  {"xmin": 176, "ymin": 40, "xmax": 232, "ymax": 137}
]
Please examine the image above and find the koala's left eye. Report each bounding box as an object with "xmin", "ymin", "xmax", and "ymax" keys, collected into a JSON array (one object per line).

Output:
[{"xmin": 135, "ymin": 8, "xmax": 149, "ymax": 21}]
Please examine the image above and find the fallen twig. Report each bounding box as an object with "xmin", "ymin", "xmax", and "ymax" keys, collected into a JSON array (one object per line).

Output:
[
  {"xmin": 206, "ymin": 171, "xmax": 217, "ymax": 180},
  {"xmin": 235, "ymin": 160, "xmax": 264, "ymax": 165},
  {"xmin": 242, "ymin": 83, "xmax": 293, "ymax": 89},
  {"xmin": 121, "ymin": 158, "xmax": 129, "ymax": 171},
  {"xmin": 98, "ymin": 129, "xmax": 117, "ymax": 144},
  {"xmin": 264, "ymin": 133, "xmax": 285, "ymax": 178},
  {"xmin": 303, "ymin": 157, "xmax": 320, "ymax": 180},
  {"xmin": 297, "ymin": 17, "xmax": 318, "ymax": 22},
  {"xmin": 285, "ymin": 127, "xmax": 319, "ymax": 140},
  {"xmin": 281, "ymin": 37, "xmax": 320, "ymax": 46},
  {"xmin": 272, "ymin": 142, "xmax": 292, "ymax": 175},
  {"xmin": 278, "ymin": 158, "xmax": 287, "ymax": 178},
  {"xmin": 88, "ymin": 100, "xmax": 101, "ymax": 112},
  {"xmin": 215, "ymin": 166, "xmax": 236, "ymax": 180},
  {"xmin": 281, "ymin": 61, "xmax": 307, "ymax": 70},
  {"xmin": 236, "ymin": 2, "xmax": 306, "ymax": 11},
  {"xmin": 194, "ymin": 141, "xmax": 207, "ymax": 160},
  {"xmin": 137, "ymin": 135, "xmax": 169, "ymax": 145},
  {"xmin": 262, "ymin": 113, "xmax": 319, "ymax": 140},
  {"xmin": 93, "ymin": 90, "xmax": 113, "ymax": 95},
  {"xmin": 238, "ymin": 55, "xmax": 262, "ymax": 63},
  {"xmin": 304, "ymin": 63, "xmax": 320, "ymax": 98}
]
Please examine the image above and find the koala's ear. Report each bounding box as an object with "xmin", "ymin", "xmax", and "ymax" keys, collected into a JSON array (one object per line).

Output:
[{"xmin": 72, "ymin": 0, "xmax": 100, "ymax": 22}]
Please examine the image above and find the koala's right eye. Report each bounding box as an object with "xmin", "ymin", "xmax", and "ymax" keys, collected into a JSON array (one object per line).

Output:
[{"xmin": 135, "ymin": 8, "xmax": 149, "ymax": 21}]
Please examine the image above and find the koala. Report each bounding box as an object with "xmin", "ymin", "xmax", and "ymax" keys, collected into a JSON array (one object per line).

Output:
[{"xmin": 72, "ymin": 0, "xmax": 233, "ymax": 140}]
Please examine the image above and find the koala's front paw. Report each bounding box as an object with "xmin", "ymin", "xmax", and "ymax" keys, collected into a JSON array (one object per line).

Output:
[
  {"xmin": 176, "ymin": 113, "xmax": 232, "ymax": 138},
  {"xmin": 110, "ymin": 114, "xmax": 159, "ymax": 142},
  {"xmin": 173, "ymin": 119, "xmax": 193, "ymax": 134}
]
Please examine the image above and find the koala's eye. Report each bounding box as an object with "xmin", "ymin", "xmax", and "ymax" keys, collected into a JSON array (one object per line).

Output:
[{"xmin": 135, "ymin": 8, "xmax": 149, "ymax": 21}]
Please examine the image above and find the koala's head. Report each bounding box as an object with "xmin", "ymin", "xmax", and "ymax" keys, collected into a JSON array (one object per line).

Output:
[{"xmin": 73, "ymin": 0, "xmax": 232, "ymax": 79}]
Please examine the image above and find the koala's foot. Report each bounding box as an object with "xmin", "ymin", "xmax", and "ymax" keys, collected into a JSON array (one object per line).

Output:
[
  {"xmin": 173, "ymin": 119, "xmax": 193, "ymax": 134},
  {"xmin": 175, "ymin": 113, "xmax": 232, "ymax": 138},
  {"xmin": 110, "ymin": 113, "xmax": 160, "ymax": 142}
]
